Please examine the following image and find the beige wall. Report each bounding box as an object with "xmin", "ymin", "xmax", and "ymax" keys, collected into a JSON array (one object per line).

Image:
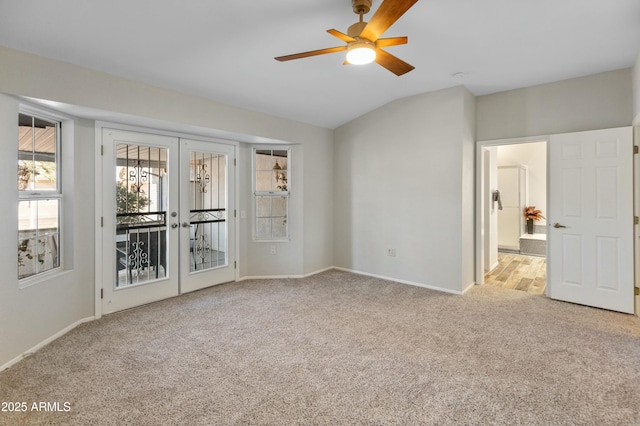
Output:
[
  {"xmin": 334, "ymin": 86, "xmax": 475, "ymax": 293},
  {"xmin": 461, "ymin": 88, "xmax": 476, "ymax": 288},
  {"xmin": 0, "ymin": 94, "xmax": 96, "ymax": 368},
  {"xmin": 0, "ymin": 46, "xmax": 328, "ymax": 145},
  {"xmin": 477, "ymin": 69, "xmax": 633, "ymax": 141}
]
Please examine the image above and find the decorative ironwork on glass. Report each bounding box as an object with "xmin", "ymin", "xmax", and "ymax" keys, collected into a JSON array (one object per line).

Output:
[
  {"xmin": 189, "ymin": 209, "xmax": 225, "ymax": 225},
  {"xmin": 117, "ymin": 212, "xmax": 166, "ymax": 229},
  {"xmin": 196, "ymin": 164, "xmax": 210, "ymax": 193},
  {"xmin": 116, "ymin": 228, "xmax": 167, "ymax": 286},
  {"xmin": 128, "ymin": 241, "xmax": 149, "ymax": 270},
  {"xmin": 193, "ymin": 233, "xmax": 212, "ymax": 266},
  {"xmin": 127, "ymin": 160, "xmax": 149, "ymax": 194}
]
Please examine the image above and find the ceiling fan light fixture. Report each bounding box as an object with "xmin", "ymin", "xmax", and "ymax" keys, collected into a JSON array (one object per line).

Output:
[
  {"xmin": 274, "ymin": 0, "xmax": 418, "ymax": 75},
  {"xmin": 346, "ymin": 41, "xmax": 376, "ymax": 65}
]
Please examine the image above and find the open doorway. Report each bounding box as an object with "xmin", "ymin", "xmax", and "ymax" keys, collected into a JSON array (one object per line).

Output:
[
  {"xmin": 478, "ymin": 140, "xmax": 548, "ymax": 294},
  {"xmin": 477, "ymin": 128, "xmax": 633, "ymax": 312}
]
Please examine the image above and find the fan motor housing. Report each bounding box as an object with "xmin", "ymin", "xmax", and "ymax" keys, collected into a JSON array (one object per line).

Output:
[
  {"xmin": 352, "ymin": 0, "xmax": 372, "ymax": 15},
  {"xmin": 347, "ymin": 21, "xmax": 368, "ymax": 38}
]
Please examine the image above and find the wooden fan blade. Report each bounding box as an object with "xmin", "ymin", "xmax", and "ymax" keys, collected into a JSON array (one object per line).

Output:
[
  {"xmin": 360, "ymin": 0, "xmax": 419, "ymax": 42},
  {"xmin": 375, "ymin": 48, "xmax": 414, "ymax": 76},
  {"xmin": 327, "ymin": 29, "xmax": 356, "ymax": 43},
  {"xmin": 376, "ymin": 36, "xmax": 408, "ymax": 48},
  {"xmin": 275, "ymin": 46, "xmax": 346, "ymax": 62}
]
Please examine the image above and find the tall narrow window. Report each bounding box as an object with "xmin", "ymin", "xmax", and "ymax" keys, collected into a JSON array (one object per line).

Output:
[
  {"xmin": 253, "ymin": 148, "xmax": 290, "ymax": 240},
  {"xmin": 18, "ymin": 113, "xmax": 61, "ymax": 280}
]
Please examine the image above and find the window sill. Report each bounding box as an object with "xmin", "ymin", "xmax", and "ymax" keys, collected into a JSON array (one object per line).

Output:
[{"xmin": 19, "ymin": 268, "xmax": 72, "ymax": 290}]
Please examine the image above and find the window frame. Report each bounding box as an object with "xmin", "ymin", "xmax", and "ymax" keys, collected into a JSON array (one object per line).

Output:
[
  {"xmin": 17, "ymin": 107, "xmax": 64, "ymax": 284},
  {"xmin": 252, "ymin": 146, "xmax": 291, "ymax": 242}
]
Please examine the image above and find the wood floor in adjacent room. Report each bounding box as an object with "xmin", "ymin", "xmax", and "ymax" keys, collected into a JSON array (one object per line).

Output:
[{"xmin": 484, "ymin": 252, "xmax": 546, "ymax": 295}]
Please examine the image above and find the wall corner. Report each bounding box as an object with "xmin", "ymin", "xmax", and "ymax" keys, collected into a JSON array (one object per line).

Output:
[{"xmin": 461, "ymin": 86, "xmax": 477, "ymax": 291}]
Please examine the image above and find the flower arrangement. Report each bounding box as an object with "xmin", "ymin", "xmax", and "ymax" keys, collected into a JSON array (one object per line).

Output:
[{"xmin": 523, "ymin": 206, "xmax": 545, "ymax": 221}]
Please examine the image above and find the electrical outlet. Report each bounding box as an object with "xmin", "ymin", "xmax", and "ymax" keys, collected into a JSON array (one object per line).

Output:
[
  {"xmin": 240, "ymin": 210, "xmax": 246, "ymax": 219},
  {"xmin": 387, "ymin": 248, "xmax": 396, "ymax": 257},
  {"xmin": 270, "ymin": 246, "xmax": 277, "ymax": 255}
]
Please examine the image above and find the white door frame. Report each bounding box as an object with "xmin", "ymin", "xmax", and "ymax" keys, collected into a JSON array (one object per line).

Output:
[
  {"xmin": 635, "ymin": 124, "xmax": 640, "ymax": 317},
  {"xmin": 475, "ymin": 135, "xmax": 550, "ymax": 286},
  {"xmin": 94, "ymin": 121, "xmax": 240, "ymax": 319}
]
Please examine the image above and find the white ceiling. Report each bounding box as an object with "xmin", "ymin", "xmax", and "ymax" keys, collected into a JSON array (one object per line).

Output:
[{"xmin": 1, "ymin": 0, "xmax": 639, "ymax": 129}]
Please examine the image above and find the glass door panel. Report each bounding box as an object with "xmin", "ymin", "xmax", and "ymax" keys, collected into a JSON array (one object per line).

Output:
[
  {"xmin": 180, "ymin": 139, "xmax": 235, "ymax": 294},
  {"xmin": 188, "ymin": 151, "xmax": 227, "ymax": 272},
  {"xmin": 115, "ymin": 144, "xmax": 168, "ymax": 287}
]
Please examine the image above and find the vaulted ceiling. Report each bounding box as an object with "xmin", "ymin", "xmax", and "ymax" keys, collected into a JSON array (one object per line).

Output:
[{"xmin": 1, "ymin": 0, "xmax": 639, "ymax": 129}]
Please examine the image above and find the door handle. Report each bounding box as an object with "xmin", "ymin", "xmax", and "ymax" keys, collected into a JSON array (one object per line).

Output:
[
  {"xmin": 171, "ymin": 223, "xmax": 178, "ymax": 229},
  {"xmin": 553, "ymin": 223, "xmax": 567, "ymax": 228},
  {"xmin": 182, "ymin": 222, "xmax": 190, "ymax": 228}
]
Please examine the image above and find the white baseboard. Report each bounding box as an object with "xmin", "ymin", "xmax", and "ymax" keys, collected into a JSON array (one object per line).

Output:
[
  {"xmin": 237, "ymin": 274, "xmax": 304, "ymax": 281},
  {"xmin": 303, "ymin": 266, "xmax": 335, "ymax": 277},
  {"xmin": 462, "ymin": 281, "xmax": 477, "ymax": 294},
  {"xmin": 333, "ymin": 267, "xmax": 466, "ymax": 295},
  {"xmin": 237, "ymin": 266, "xmax": 334, "ymax": 282},
  {"xmin": 0, "ymin": 316, "xmax": 95, "ymax": 373},
  {"xmin": 240, "ymin": 265, "xmax": 468, "ymax": 296}
]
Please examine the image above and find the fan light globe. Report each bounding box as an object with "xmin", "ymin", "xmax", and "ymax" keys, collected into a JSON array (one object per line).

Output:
[{"xmin": 346, "ymin": 44, "xmax": 376, "ymax": 65}]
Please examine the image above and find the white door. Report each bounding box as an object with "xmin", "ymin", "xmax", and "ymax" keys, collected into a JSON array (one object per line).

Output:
[
  {"xmin": 102, "ymin": 130, "xmax": 236, "ymax": 313},
  {"xmin": 548, "ymin": 127, "xmax": 634, "ymax": 313},
  {"xmin": 180, "ymin": 139, "xmax": 236, "ymax": 293},
  {"xmin": 101, "ymin": 129, "xmax": 180, "ymax": 314}
]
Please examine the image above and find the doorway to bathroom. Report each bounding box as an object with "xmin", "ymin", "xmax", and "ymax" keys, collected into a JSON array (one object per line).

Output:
[
  {"xmin": 481, "ymin": 140, "xmax": 548, "ymax": 294},
  {"xmin": 477, "ymin": 128, "xmax": 634, "ymax": 313}
]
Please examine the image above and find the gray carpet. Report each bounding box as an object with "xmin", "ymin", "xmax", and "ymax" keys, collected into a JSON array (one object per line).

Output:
[{"xmin": 1, "ymin": 270, "xmax": 639, "ymax": 425}]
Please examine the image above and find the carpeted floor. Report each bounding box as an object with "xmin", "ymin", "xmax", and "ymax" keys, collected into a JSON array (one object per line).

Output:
[{"xmin": 1, "ymin": 270, "xmax": 639, "ymax": 425}]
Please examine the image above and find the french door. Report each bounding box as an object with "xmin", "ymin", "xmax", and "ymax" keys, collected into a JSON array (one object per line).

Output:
[
  {"xmin": 101, "ymin": 129, "xmax": 235, "ymax": 314},
  {"xmin": 548, "ymin": 127, "xmax": 633, "ymax": 313},
  {"xmin": 180, "ymin": 139, "xmax": 235, "ymax": 293}
]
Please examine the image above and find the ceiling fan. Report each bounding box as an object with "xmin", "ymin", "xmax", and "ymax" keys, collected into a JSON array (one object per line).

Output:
[{"xmin": 275, "ymin": 0, "xmax": 419, "ymax": 76}]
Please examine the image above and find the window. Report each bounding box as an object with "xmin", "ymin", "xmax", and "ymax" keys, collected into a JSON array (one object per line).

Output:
[
  {"xmin": 253, "ymin": 148, "xmax": 290, "ymax": 240},
  {"xmin": 18, "ymin": 112, "xmax": 62, "ymax": 280}
]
